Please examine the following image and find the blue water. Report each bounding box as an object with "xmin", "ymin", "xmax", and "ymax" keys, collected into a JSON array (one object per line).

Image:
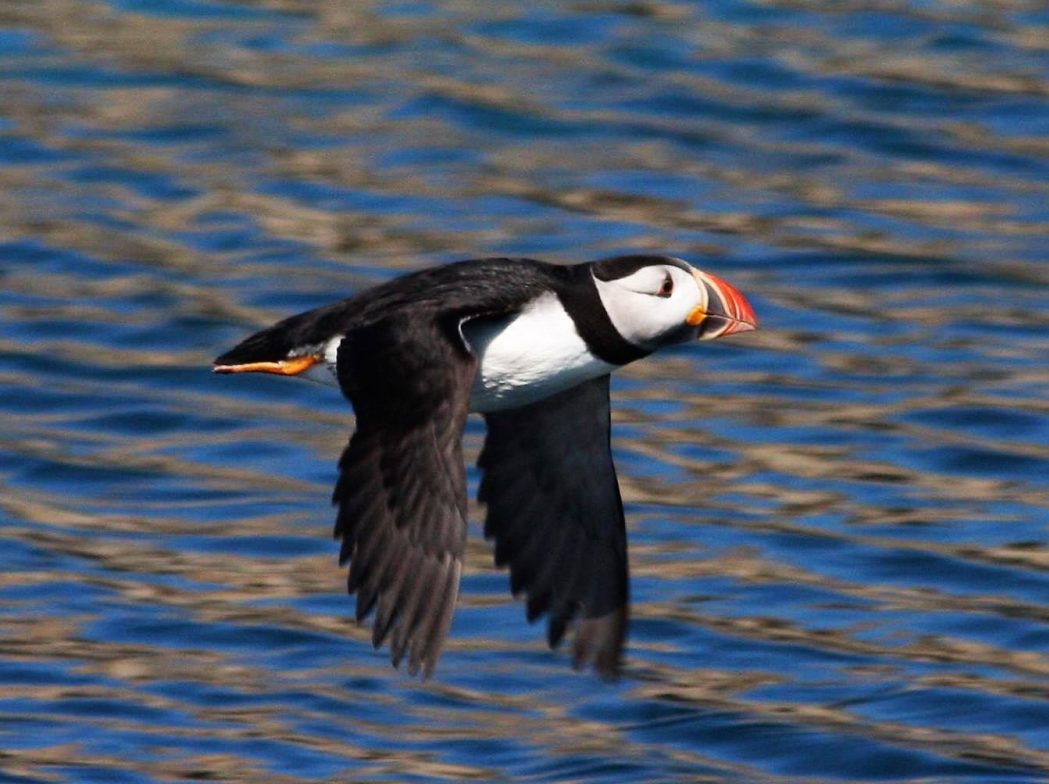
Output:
[{"xmin": 1, "ymin": 1, "xmax": 1048, "ymax": 781}]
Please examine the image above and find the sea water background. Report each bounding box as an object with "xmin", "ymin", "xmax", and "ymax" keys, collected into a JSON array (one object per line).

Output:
[{"xmin": 1, "ymin": 1, "xmax": 1048, "ymax": 781}]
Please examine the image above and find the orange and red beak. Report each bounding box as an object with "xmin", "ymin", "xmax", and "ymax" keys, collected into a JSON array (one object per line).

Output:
[{"xmin": 686, "ymin": 269, "xmax": 758, "ymax": 339}]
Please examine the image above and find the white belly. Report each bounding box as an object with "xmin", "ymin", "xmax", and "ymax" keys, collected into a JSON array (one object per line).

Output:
[{"xmin": 462, "ymin": 293, "xmax": 615, "ymax": 413}]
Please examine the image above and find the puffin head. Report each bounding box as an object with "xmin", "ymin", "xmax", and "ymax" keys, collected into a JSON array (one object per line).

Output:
[{"xmin": 590, "ymin": 255, "xmax": 757, "ymax": 350}]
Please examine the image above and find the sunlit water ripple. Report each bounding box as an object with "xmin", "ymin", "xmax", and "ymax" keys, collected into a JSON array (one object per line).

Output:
[{"xmin": 1, "ymin": 1, "xmax": 1047, "ymax": 782}]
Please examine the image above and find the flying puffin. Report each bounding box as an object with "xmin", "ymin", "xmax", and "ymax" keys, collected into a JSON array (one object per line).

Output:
[{"xmin": 214, "ymin": 255, "xmax": 757, "ymax": 678}]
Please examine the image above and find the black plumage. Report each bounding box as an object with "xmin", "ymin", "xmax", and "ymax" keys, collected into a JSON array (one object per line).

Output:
[
  {"xmin": 332, "ymin": 316, "xmax": 475, "ymax": 677},
  {"xmin": 217, "ymin": 258, "xmax": 629, "ymax": 676},
  {"xmin": 479, "ymin": 375, "xmax": 628, "ymax": 675},
  {"xmin": 214, "ymin": 255, "xmax": 757, "ymax": 678},
  {"xmin": 214, "ymin": 258, "xmax": 562, "ymax": 369}
]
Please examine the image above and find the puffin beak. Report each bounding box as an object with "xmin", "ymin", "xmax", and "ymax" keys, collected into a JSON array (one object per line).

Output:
[
  {"xmin": 213, "ymin": 355, "xmax": 319, "ymax": 376},
  {"xmin": 686, "ymin": 268, "xmax": 758, "ymax": 339}
]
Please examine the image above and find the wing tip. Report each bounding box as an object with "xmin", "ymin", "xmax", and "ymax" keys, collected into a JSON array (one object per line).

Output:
[
  {"xmin": 571, "ymin": 607, "xmax": 628, "ymax": 680},
  {"xmin": 347, "ymin": 552, "xmax": 462, "ymax": 681}
]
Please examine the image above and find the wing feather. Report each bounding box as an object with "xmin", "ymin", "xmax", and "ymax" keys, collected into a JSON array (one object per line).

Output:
[
  {"xmin": 479, "ymin": 375, "xmax": 629, "ymax": 678},
  {"xmin": 332, "ymin": 316, "xmax": 474, "ymax": 677}
]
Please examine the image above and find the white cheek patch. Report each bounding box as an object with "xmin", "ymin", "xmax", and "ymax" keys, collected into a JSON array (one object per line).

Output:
[
  {"xmin": 615, "ymin": 266, "xmax": 667, "ymax": 294},
  {"xmin": 593, "ymin": 267, "xmax": 699, "ymax": 348}
]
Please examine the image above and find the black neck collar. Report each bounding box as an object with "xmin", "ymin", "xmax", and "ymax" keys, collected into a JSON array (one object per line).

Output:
[{"xmin": 554, "ymin": 265, "xmax": 650, "ymax": 366}]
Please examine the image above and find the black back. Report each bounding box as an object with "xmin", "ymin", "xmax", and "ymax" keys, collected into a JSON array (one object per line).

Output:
[{"xmin": 213, "ymin": 255, "xmax": 676, "ymax": 369}]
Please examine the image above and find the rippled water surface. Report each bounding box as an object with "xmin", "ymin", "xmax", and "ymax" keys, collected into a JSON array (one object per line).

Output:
[{"xmin": 2, "ymin": 1, "xmax": 1048, "ymax": 781}]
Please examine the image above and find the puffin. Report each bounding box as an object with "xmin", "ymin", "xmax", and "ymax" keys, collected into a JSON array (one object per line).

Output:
[{"xmin": 214, "ymin": 255, "xmax": 757, "ymax": 678}]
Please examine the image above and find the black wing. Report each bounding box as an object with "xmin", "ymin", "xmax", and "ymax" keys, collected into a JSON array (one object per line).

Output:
[
  {"xmin": 333, "ymin": 315, "xmax": 474, "ymax": 678},
  {"xmin": 478, "ymin": 375, "xmax": 629, "ymax": 677}
]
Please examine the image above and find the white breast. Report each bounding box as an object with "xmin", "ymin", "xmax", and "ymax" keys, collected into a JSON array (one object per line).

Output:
[{"xmin": 462, "ymin": 292, "xmax": 615, "ymax": 413}]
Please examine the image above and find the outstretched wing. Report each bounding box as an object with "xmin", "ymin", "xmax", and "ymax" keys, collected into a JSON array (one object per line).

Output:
[
  {"xmin": 478, "ymin": 375, "xmax": 629, "ymax": 677},
  {"xmin": 333, "ymin": 315, "xmax": 474, "ymax": 678}
]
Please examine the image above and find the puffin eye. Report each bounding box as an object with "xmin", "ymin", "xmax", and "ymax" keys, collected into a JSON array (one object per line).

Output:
[{"xmin": 656, "ymin": 274, "xmax": 674, "ymax": 298}]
